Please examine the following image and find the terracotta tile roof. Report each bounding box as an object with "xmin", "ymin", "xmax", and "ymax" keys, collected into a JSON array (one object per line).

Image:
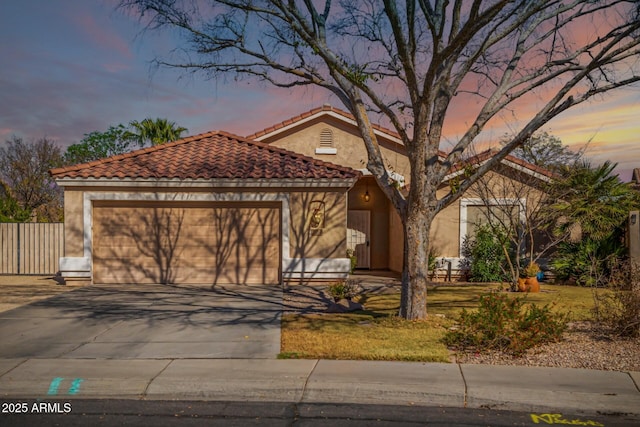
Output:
[
  {"xmin": 50, "ymin": 131, "xmax": 361, "ymax": 180},
  {"xmin": 246, "ymin": 104, "xmax": 404, "ymax": 142},
  {"xmin": 448, "ymin": 149, "xmax": 556, "ymax": 179}
]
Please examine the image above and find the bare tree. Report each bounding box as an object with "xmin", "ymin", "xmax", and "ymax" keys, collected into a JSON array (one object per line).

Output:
[
  {"xmin": 0, "ymin": 136, "xmax": 63, "ymax": 220},
  {"xmin": 119, "ymin": 0, "xmax": 640, "ymax": 319},
  {"xmin": 466, "ymin": 156, "xmax": 571, "ymax": 290},
  {"xmin": 503, "ymin": 131, "xmax": 584, "ymax": 173}
]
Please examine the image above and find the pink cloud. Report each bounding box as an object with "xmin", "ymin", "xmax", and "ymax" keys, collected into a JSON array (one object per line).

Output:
[
  {"xmin": 71, "ymin": 12, "xmax": 132, "ymax": 59},
  {"xmin": 103, "ymin": 62, "xmax": 131, "ymax": 73}
]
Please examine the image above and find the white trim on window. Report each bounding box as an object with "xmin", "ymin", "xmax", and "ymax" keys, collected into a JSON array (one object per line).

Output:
[{"xmin": 459, "ymin": 197, "xmax": 527, "ymax": 257}]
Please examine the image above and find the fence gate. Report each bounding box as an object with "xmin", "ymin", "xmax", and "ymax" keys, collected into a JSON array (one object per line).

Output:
[{"xmin": 0, "ymin": 223, "xmax": 64, "ymax": 275}]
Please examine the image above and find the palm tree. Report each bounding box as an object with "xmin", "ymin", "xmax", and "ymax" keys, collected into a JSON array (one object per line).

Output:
[
  {"xmin": 551, "ymin": 160, "xmax": 640, "ymax": 285},
  {"xmin": 128, "ymin": 118, "xmax": 188, "ymax": 147},
  {"xmin": 554, "ymin": 160, "xmax": 638, "ymax": 241}
]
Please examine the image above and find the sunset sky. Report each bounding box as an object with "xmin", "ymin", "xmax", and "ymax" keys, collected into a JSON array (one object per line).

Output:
[{"xmin": 1, "ymin": 1, "xmax": 638, "ymax": 181}]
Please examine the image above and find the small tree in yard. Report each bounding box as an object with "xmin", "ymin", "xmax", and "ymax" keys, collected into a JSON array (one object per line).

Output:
[
  {"xmin": 0, "ymin": 181, "xmax": 31, "ymax": 222},
  {"xmin": 0, "ymin": 136, "xmax": 63, "ymax": 221},
  {"xmin": 120, "ymin": 0, "xmax": 640, "ymax": 319},
  {"xmin": 466, "ymin": 154, "xmax": 572, "ymax": 289}
]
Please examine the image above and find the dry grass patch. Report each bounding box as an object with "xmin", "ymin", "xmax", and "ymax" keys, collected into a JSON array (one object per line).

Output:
[
  {"xmin": 427, "ymin": 283, "xmax": 598, "ymax": 321},
  {"xmin": 281, "ymin": 308, "xmax": 452, "ymax": 362},
  {"xmin": 281, "ymin": 283, "xmax": 598, "ymax": 361}
]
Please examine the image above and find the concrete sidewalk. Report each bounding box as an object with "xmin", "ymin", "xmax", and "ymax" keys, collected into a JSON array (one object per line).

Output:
[{"xmin": 1, "ymin": 358, "xmax": 638, "ymax": 418}]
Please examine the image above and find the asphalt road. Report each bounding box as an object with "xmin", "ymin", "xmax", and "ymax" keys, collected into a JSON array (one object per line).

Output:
[{"xmin": 2, "ymin": 399, "xmax": 637, "ymax": 426}]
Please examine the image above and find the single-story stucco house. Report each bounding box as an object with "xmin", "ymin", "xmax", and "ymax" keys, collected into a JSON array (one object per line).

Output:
[
  {"xmin": 50, "ymin": 131, "xmax": 360, "ymax": 285},
  {"xmin": 247, "ymin": 105, "xmax": 554, "ymax": 273},
  {"xmin": 51, "ymin": 105, "xmax": 554, "ymax": 285}
]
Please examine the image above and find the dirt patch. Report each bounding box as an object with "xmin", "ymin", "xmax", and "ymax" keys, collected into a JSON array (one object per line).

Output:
[{"xmin": 0, "ymin": 275, "xmax": 86, "ymax": 313}]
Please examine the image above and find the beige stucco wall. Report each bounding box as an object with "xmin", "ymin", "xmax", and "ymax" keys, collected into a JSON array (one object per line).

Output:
[
  {"xmin": 389, "ymin": 208, "xmax": 403, "ymax": 272},
  {"xmin": 459, "ymin": 169, "xmax": 549, "ymax": 258},
  {"xmin": 260, "ymin": 115, "xmax": 409, "ymax": 271},
  {"xmin": 288, "ymin": 190, "xmax": 347, "ymax": 259},
  {"xmin": 63, "ymin": 189, "xmax": 84, "ymax": 258},
  {"xmin": 250, "ymin": 116, "xmax": 556, "ymax": 275},
  {"xmin": 263, "ymin": 116, "xmax": 411, "ymax": 180},
  {"xmin": 388, "ymin": 186, "xmax": 460, "ymax": 274},
  {"xmin": 431, "ymin": 188, "xmax": 461, "ymax": 258}
]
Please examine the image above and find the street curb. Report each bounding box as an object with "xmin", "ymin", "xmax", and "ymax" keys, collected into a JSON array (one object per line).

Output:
[{"xmin": 0, "ymin": 358, "xmax": 638, "ymax": 418}]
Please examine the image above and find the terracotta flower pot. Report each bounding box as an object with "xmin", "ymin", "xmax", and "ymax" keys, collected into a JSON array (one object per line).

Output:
[
  {"xmin": 518, "ymin": 277, "xmax": 540, "ymax": 292},
  {"xmin": 525, "ymin": 277, "xmax": 540, "ymax": 292},
  {"xmin": 517, "ymin": 278, "xmax": 527, "ymax": 292}
]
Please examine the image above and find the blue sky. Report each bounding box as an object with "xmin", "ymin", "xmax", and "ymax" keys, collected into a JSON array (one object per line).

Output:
[{"xmin": 1, "ymin": 0, "xmax": 638, "ymax": 180}]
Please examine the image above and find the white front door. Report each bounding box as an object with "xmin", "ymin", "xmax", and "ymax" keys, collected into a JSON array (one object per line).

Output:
[{"xmin": 347, "ymin": 210, "xmax": 371, "ymax": 269}]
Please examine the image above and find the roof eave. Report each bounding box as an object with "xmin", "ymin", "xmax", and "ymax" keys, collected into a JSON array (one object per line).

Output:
[
  {"xmin": 53, "ymin": 177, "xmax": 360, "ymax": 189},
  {"xmin": 252, "ymin": 109, "xmax": 405, "ymax": 145},
  {"xmin": 443, "ymin": 158, "xmax": 553, "ymax": 183}
]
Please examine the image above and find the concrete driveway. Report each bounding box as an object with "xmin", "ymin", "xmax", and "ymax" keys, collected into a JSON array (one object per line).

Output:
[{"xmin": 0, "ymin": 284, "xmax": 282, "ymax": 359}]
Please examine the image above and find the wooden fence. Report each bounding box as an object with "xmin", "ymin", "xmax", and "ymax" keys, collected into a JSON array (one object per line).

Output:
[{"xmin": 0, "ymin": 223, "xmax": 64, "ymax": 275}]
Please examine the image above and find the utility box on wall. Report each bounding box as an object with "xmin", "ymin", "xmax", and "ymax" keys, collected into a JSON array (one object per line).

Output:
[{"xmin": 630, "ymin": 211, "xmax": 640, "ymax": 266}]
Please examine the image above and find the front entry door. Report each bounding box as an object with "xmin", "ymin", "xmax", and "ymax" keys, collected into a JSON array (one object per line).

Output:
[{"xmin": 347, "ymin": 210, "xmax": 371, "ymax": 269}]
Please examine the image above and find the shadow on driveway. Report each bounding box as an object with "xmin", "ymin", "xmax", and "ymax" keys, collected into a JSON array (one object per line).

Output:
[{"xmin": 0, "ymin": 284, "xmax": 284, "ymax": 359}]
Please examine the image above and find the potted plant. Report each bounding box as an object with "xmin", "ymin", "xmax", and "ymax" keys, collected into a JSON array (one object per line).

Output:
[
  {"xmin": 327, "ymin": 279, "xmax": 362, "ymax": 302},
  {"xmin": 346, "ymin": 249, "xmax": 357, "ymax": 274},
  {"xmin": 518, "ymin": 262, "xmax": 541, "ymax": 292}
]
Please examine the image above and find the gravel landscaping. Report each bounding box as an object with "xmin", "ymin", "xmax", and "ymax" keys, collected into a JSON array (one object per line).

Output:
[{"xmin": 454, "ymin": 321, "xmax": 640, "ymax": 372}]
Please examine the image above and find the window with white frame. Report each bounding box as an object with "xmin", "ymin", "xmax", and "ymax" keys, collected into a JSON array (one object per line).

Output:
[{"xmin": 459, "ymin": 198, "xmax": 525, "ymax": 256}]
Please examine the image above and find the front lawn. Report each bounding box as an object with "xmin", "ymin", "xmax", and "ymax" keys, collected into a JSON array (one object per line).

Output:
[{"xmin": 280, "ymin": 283, "xmax": 599, "ymax": 362}]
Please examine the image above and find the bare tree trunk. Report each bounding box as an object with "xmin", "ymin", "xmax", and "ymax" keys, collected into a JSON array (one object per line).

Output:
[{"xmin": 399, "ymin": 202, "xmax": 432, "ymax": 320}]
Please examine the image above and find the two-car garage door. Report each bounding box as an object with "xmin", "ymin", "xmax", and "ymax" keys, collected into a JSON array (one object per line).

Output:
[{"xmin": 92, "ymin": 201, "xmax": 281, "ymax": 285}]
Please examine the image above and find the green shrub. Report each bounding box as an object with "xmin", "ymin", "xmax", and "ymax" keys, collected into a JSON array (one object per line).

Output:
[
  {"xmin": 461, "ymin": 225, "xmax": 509, "ymax": 282},
  {"xmin": 346, "ymin": 249, "xmax": 357, "ymax": 274},
  {"xmin": 522, "ymin": 262, "xmax": 540, "ymax": 278},
  {"xmin": 552, "ymin": 236, "xmax": 626, "ymax": 287},
  {"xmin": 327, "ymin": 279, "xmax": 363, "ymax": 301},
  {"xmin": 444, "ymin": 292, "xmax": 568, "ymax": 355}
]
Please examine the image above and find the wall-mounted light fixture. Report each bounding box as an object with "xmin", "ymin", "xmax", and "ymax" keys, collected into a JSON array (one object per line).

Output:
[
  {"xmin": 363, "ymin": 182, "xmax": 370, "ymax": 202},
  {"xmin": 309, "ymin": 201, "xmax": 326, "ymax": 230},
  {"xmin": 632, "ymin": 213, "xmax": 637, "ymax": 226}
]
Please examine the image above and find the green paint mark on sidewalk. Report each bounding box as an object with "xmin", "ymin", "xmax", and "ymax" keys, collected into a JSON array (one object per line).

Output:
[
  {"xmin": 47, "ymin": 377, "xmax": 63, "ymax": 395},
  {"xmin": 68, "ymin": 378, "xmax": 84, "ymax": 395}
]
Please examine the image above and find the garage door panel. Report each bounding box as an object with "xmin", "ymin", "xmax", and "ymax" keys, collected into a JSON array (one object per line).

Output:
[
  {"xmin": 93, "ymin": 203, "xmax": 280, "ymax": 285},
  {"xmin": 168, "ymin": 267, "xmax": 281, "ymax": 285},
  {"xmin": 94, "ymin": 244, "xmax": 280, "ymax": 262}
]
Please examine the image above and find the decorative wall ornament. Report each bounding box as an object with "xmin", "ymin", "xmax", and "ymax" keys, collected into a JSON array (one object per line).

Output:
[{"xmin": 310, "ymin": 200, "xmax": 326, "ymax": 229}]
